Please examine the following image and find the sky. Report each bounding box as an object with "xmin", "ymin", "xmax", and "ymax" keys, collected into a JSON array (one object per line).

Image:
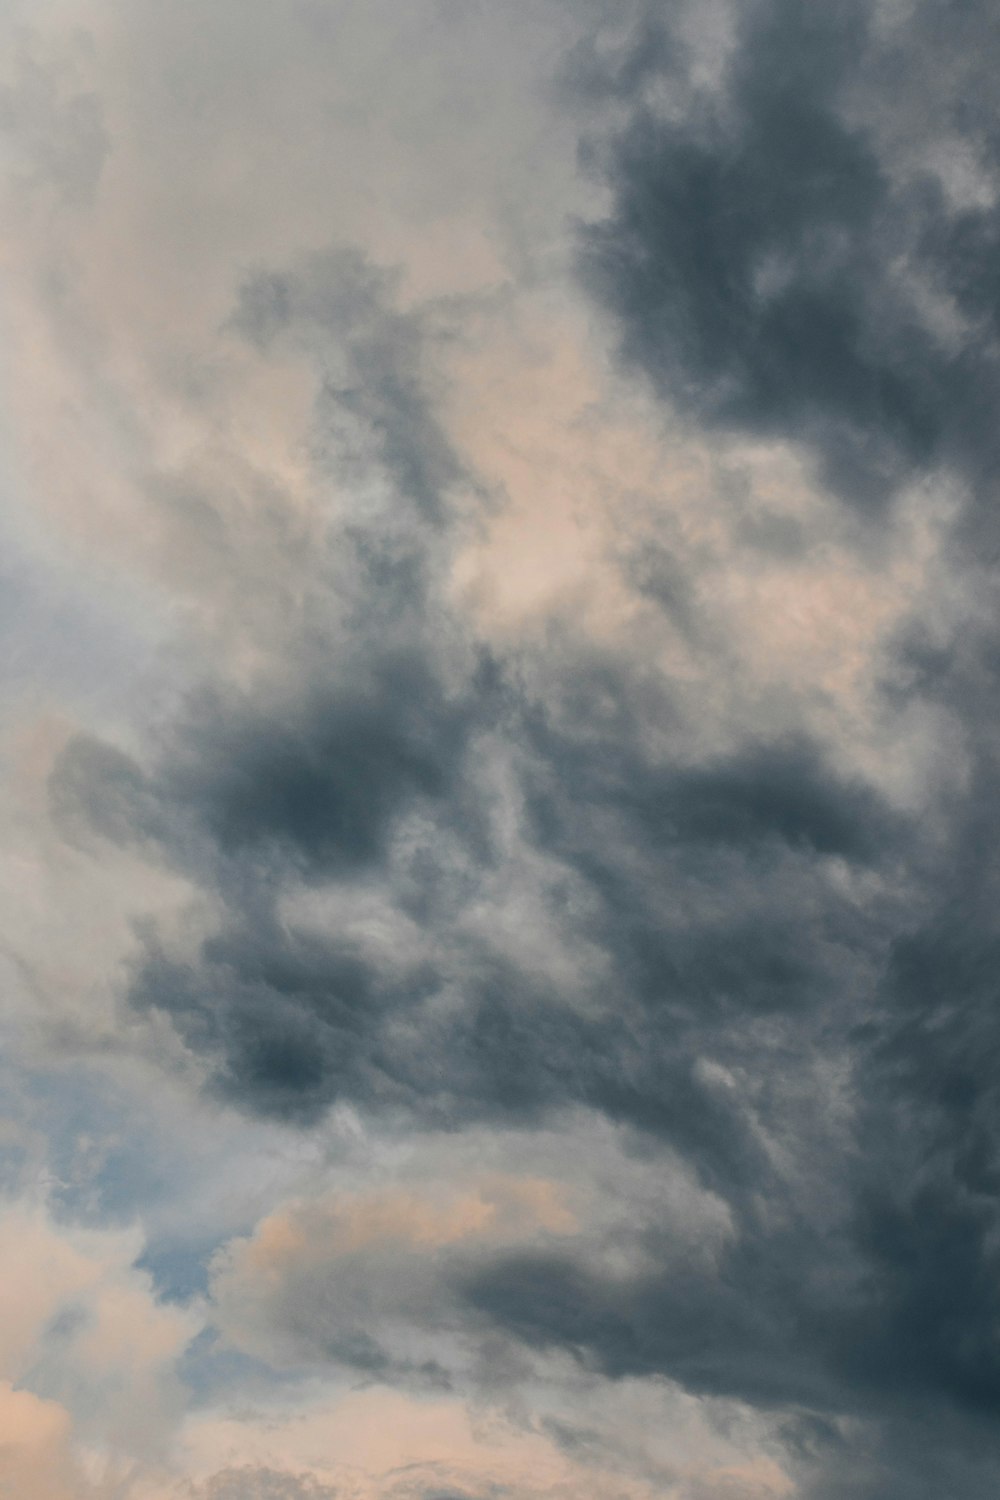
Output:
[{"xmin": 2, "ymin": 1, "xmax": 1000, "ymax": 1496}]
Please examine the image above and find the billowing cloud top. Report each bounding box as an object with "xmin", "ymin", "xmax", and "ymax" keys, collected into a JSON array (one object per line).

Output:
[{"xmin": 3, "ymin": 1, "xmax": 1000, "ymax": 1497}]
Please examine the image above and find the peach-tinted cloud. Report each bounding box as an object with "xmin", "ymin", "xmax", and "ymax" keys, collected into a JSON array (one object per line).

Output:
[
  {"xmin": 208, "ymin": 1174, "xmax": 580, "ymax": 1373},
  {"xmin": 0, "ymin": 1382, "xmax": 79, "ymax": 1500},
  {"xmin": 0, "ymin": 0, "xmax": 586, "ymax": 661},
  {"xmin": 442, "ymin": 294, "xmax": 965, "ymax": 805},
  {"xmin": 0, "ymin": 1201, "xmax": 199, "ymax": 1486},
  {"xmin": 181, "ymin": 1383, "xmax": 796, "ymax": 1500},
  {"xmin": 236, "ymin": 1175, "xmax": 578, "ymax": 1279}
]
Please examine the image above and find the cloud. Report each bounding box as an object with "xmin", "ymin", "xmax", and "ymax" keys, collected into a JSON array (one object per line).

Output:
[
  {"xmin": 180, "ymin": 1382, "xmax": 794, "ymax": 1500},
  {"xmin": 576, "ymin": 0, "xmax": 1000, "ymax": 515},
  {"xmin": 0, "ymin": 1199, "xmax": 199, "ymax": 1498},
  {"xmin": 9, "ymin": 0, "xmax": 1000, "ymax": 1496},
  {"xmin": 207, "ymin": 1175, "xmax": 579, "ymax": 1382},
  {"xmin": 0, "ymin": 1382, "xmax": 83, "ymax": 1500},
  {"xmin": 39, "ymin": 205, "xmax": 925, "ymax": 1494},
  {"xmin": 200, "ymin": 1472, "xmax": 339, "ymax": 1500},
  {"xmin": 201, "ymin": 1115, "xmax": 734, "ymax": 1390}
]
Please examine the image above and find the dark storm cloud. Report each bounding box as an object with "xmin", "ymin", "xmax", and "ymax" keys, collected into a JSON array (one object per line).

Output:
[
  {"xmin": 132, "ymin": 914, "xmax": 385, "ymax": 1123},
  {"xmin": 49, "ymin": 242, "xmax": 903, "ymax": 1151},
  {"xmin": 446, "ymin": 2, "xmax": 1000, "ymax": 1493},
  {"xmin": 53, "ymin": 632, "xmax": 898, "ymax": 1159},
  {"xmin": 576, "ymin": 0, "xmax": 1000, "ymax": 513},
  {"xmin": 52, "ymin": 649, "xmax": 479, "ymax": 880},
  {"xmin": 462, "ymin": 1239, "xmax": 841, "ymax": 1407},
  {"xmin": 523, "ymin": 709, "xmax": 898, "ymax": 861},
  {"xmin": 807, "ymin": 660, "xmax": 1000, "ymax": 1492},
  {"xmin": 47, "ymin": 245, "xmax": 489, "ymax": 1122}
]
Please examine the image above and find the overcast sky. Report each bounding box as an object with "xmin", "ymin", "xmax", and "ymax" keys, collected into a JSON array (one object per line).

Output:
[{"xmin": 3, "ymin": 2, "xmax": 1000, "ymax": 1496}]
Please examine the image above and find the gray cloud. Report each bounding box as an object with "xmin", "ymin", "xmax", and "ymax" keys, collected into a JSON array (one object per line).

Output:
[
  {"xmin": 460, "ymin": 2, "xmax": 1000, "ymax": 1491},
  {"xmin": 203, "ymin": 1471, "xmax": 340, "ymax": 1500},
  {"xmin": 35, "ymin": 3, "xmax": 1000, "ymax": 1495},
  {"xmin": 45, "ymin": 224, "xmax": 916, "ymax": 1491},
  {"xmin": 576, "ymin": 0, "xmax": 1000, "ymax": 514},
  {"xmin": 229, "ymin": 249, "xmax": 467, "ymax": 526},
  {"xmin": 0, "ymin": 31, "xmax": 108, "ymax": 208}
]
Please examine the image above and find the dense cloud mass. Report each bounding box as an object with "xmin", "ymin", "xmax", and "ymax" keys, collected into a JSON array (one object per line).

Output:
[
  {"xmin": 579, "ymin": 0, "xmax": 1000, "ymax": 517},
  {"xmin": 4, "ymin": 0, "xmax": 1000, "ymax": 1497}
]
